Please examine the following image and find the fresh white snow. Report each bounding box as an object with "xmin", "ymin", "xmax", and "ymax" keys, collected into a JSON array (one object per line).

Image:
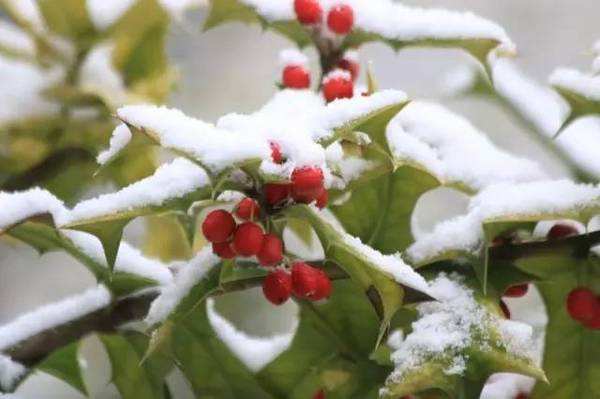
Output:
[
  {"xmin": 0, "ymin": 285, "xmax": 111, "ymax": 352},
  {"xmin": 0, "ymin": 355, "xmax": 26, "ymax": 392},
  {"xmin": 206, "ymin": 299, "xmax": 298, "ymax": 372},
  {"xmin": 0, "ymin": 21, "xmax": 35, "ymax": 57},
  {"xmin": 97, "ymin": 124, "xmax": 132, "ymax": 165},
  {"xmin": 550, "ymin": 67, "xmax": 600, "ymax": 102},
  {"xmin": 0, "ymin": 188, "xmax": 67, "ymax": 232},
  {"xmin": 279, "ymin": 48, "xmax": 308, "ymax": 67},
  {"xmin": 145, "ymin": 247, "xmax": 219, "ymax": 325},
  {"xmin": 78, "ymin": 42, "xmax": 129, "ymax": 107}
]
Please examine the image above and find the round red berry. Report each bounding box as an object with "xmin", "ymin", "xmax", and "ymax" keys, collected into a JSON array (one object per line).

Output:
[
  {"xmin": 313, "ymin": 269, "xmax": 332, "ymax": 300},
  {"xmin": 323, "ymin": 74, "xmax": 353, "ymax": 102},
  {"xmin": 282, "ymin": 65, "xmax": 310, "ymax": 89},
  {"xmin": 258, "ymin": 234, "xmax": 284, "ymax": 266},
  {"xmin": 291, "ymin": 262, "xmax": 320, "ymax": 299},
  {"xmin": 294, "ymin": 0, "xmax": 322, "ymax": 25},
  {"xmin": 547, "ymin": 223, "xmax": 579, "ymax": 239},
  {"xmin": 313, "ymin": 390, "xmax": 325, "ymax": 399},
  {"xmin": 499, "ymin": 300, "xmax": 510, "ymax": 319},
  {"xmin": 264, "ymin": 183, "xmax": 291, "ymax": 206},
  {"xmin": 583, "ymin": 306, "xmax": 600, "ymax": 330},
  {"xmin": 202, "ymin": 210, "xmax": 236, "ymax": 243},
  {"xmin": 270, "ymin": 141, "xmax": 284, "ymax": 164},
  {"xmin": 291, "ymin": 166, "xmax": 324, "ymax": 203},
  {"xmin": 316, "ymin": 187, "xmax": 328, "ymax": 209},
  {"xmin": 263, "ymin": 269, "xmax": 292, "ymax": 305},
  {"xmin": 235, "ymin": 198, "xmax": 261, "ymax": 221},
  {"xmin": 338, "ymin": 58, "xmax": 359, "ymax": 81},
  {"xmin": 212, "ymin": 241, "xmax": 236, "ymax": 259},
  {"xmin": 233, "ymin": 222, "xmax": 264, "ymax": 257},
  {"xmin": 327, "ymin": 4, "xmax": 354, "ymax": 34},
  {"xmin": 503, "ymin": 284, "xmax": 529, "ymax": 298},
  {"xmin": 515, "ymin": 394, "xmax": 528, "ymax": 399},
  {"xmin": 567, "ymin": 287, "xmax": 598, "ymax": 322}
]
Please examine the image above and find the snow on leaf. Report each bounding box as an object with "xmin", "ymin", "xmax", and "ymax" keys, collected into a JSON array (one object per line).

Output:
[
  {"xmin": 0, "ymin": 355, "xmax": 26, "ymax": 393},
  {"xmin": 97, "ymin": 123, "xmax": 132, "ymax": 165},
  {"xmin": 0, "ymin": 285, "xmax": 111, "ymax": 352},
  {"xmin": 0, "ymin": 188, "xmax": 66, "ymax": 233},
  {"xmin": 380, "ymin": 274, "xmax": 544, "ymax": 398}
]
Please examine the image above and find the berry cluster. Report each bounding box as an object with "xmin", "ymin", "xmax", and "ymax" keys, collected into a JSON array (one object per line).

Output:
[
  {"xmin": 294, "ymin": 0, "xmax": 354, "ymax": 34},
  {"xmin": 201, "ymin": 158, "xmax": 332, "ymax": 306},
  {"xmin": 566, "ymin": 287, "xmax": 600, "ymax": 329}
]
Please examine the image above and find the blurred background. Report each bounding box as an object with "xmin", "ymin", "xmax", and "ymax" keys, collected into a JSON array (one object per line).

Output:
[{"xmin": 1, "ymin": 1, "xmax": 599, "ymax": 397}]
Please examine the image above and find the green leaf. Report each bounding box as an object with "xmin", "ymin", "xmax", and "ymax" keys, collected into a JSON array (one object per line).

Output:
[
  {"xmin": 36, "ymin": 0, "xmax": 96, "ymax": 45},
  {"xmin": 204, "ymin": 0, "xmax": 311, "ymax": 48},
  {"xmin": 333, "ymin": 165, "xmax": 440, "ymax": 254},
  {"xmin": 100, "ymin": 332, "xmax": 173, "ymax": 399},
  {"xmin": 530, "ymin": 258, "xmax": 600, "ymax": 399},
  {"xmin": 37, "ymin": 342, "xmax": 87, "ymax": 396}
]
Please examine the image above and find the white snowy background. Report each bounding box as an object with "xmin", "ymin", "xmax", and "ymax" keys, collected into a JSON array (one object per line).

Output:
[{"xmin": 1, "ymin": 0, "xmax": 599, "ymax": 397}]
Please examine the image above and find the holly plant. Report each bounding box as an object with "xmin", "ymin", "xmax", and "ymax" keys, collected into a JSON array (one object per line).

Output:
[{"xmin": 1, "ymin": 1, "xmax": 600, "ymax": 399}]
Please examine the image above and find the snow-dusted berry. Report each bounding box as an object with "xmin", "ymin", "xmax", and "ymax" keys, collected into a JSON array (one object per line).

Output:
[
  {"xmin": 503, "ymin": 284, "xmax": 529, "ymax": 298},
  {"xmin": 282, "ymin": 65, "xmax": 311, "ymax": 89},
  {"xmin": 291, "ymin": 166, "xmax": 324, "ymax": 203},
  {"xmin": 313, "ymin": 269, "xmax": 332, "ymax": 300},
  {"xmin": 235, "ymin": 198, "xmax": 260, "ymax": 221},
  {"xmin": 212, "ymin": 241, "xmax": 236, "ymax": 259},
  {"xmin": 270, "ymin": 141, "xmax": 284, "ymax": 164},
  {"xmin": 313, "ymin": 390, "xmax": 325, "ymax": 399},
  {"xmin": 500, "ymin": 300, "xmax": 510, "ymax": 319},
  {"xmin": 316, "ymin": 187, "xmax": 328, "ymax": 209},
  {"xmin": 202, "ymin": 210, "xmax": 236, "ymax": 243},
  {"xmin": 233, "ymin": 222, "xmax": 264, "ymax": 257},
  {"xmin": 294, "ymin": 0, "xmax": 322, "ymax": 25},
  {"xmin": 322, "ymin": 70, "xmax": 353, "ymax": 102},
  {"xmin": 337, "ymin": 57, "xmax": 360, "ymax": 81},
  {"xmin": 263, "ymin": 269, "xmax": 292, "ymax": 305},
  {"xmin": 291, "ymin": 262, "xmax": 319, "ymax": 299},
  {"xmin": 327, "ymin": 3, "xmax": 354, "ymax": 34},
  {"xmin": 258, "ymin": 234, "xmax": 284, "ymax": 266},
  {"xmin": 547, "ymin": 223, "xmax": 579, "ymax": 239},
  {"xmin": 265, "ymin": 183, "xmax": 291, "ymax": 206},
  {"xmin": 566, "ymin": 287, "xmax": 597, "ymax": 322}
]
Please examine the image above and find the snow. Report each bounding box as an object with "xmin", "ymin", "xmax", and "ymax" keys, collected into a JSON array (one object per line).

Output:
[
  {"xmin": 0, "ymin": 355, "xmax": 25, "ymax": 392},
  {"xmin": 78, "ymin": 43, "xmax": 128, "ymax": 107},
  {"xmin": 279, "ymin": 48, "xmax": 308, "ymax": 67},
  {"xmin": 550, "ymin": 67, "xmax": 600, "ymax": 102},
  {"xmin": 342, "ymin": 233, "xmax": 431, "ymax": 294},
  {"xmin": 145, "ymin": 247, "xmax": 220, "ymax": 325},
  {"xmin": 206, "ymin": 299, "xmax": 298, "ymax": 372},
  {"xmin": 323, "ymin": 69, "xmax": 352, "ymax": 84},
  {"xmin": 2, "ymin": 0, "xmax": 45, "ymax": 29},
  {"xmin": 97, "ymin": 124, "xmax": 132, "ymax": 165},
  {"xmin": 0, "ymin": 56, "xmax": 62, "ymax": 125},
  {"xmin": 388, "ymin": 101, "xmax": 545, "ymax": 190},
  {"xmin": 118, "ymin": 105, "xmax": 270, "ymax": 172},
  {"xmin": 0, "ymin": 285, "xmax": 111, "ymax": 352},
  {"xmin": 481, "ymin": 373, "xmax": 534, "ymax": 399},
  {"xmin": 86, "ymin": 0, "xmax": 136, "ymax": 30},
  {"xmin": 62, "ymin": 230, "xmax": 173, "ymax": 285},
  {"xmin": 0, "ymin": 21, "xmax": 35, "ymax": 57},
  {"xmin": 0, "ymin": 188, "xmax": 67, "ymax": 232},
  {"xmin": 65, "ymin": 158, "xmax": 210, "ymax": 224},
  {"xmin": 384, "ymin": 274, "xmax": 534, "ymax": 390},
  {"xmin": 238, "ymin": 0, "xmax": 513, "ymax": 52}
]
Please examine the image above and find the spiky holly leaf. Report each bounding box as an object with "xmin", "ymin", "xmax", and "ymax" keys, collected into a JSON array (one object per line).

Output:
[
  {"xmin": 37, "ymin": 342, "xmax": 87, "ymax": 396},
  {"xmin": 285, "ymin": 204, "xmax": 431, "ymax": 343}
]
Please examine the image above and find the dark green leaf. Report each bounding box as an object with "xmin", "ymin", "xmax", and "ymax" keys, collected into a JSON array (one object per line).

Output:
[{"xmin": 37, "ymin": 342, "xmax": 87, "ymax": 395}]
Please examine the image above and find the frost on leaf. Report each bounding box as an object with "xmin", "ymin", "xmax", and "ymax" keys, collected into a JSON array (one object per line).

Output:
[
  {"xmin": 549, "ymin": 67, "xmax": 600, "ymax": 132},
  {"xmin": 380, "ymin": 274, "xmax": 544, "ymax": 399}
]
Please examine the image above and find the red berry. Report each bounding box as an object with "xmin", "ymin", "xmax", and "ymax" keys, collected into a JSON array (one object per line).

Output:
[
  {"xmin": 291, "ymin": 166, "xmax": 324, "ymax": 203},
  {"xmin": 500, "ymin": 300, "xmax": 510, "ymax": 319},
  {"xmin": 313, "ymin": 269, "xmax": 332, "ymax": 300},
  {"xmin": 547, "ymin": 223, "xmax": 579, "ymax": 239},
  {"xmin": 313, "ymin": 390, "xmax": 325, "ymax": 399},
  {"xmin": 202, "ymin": 210, "xmax": 236, "ymax": 243},
  {"xmin": 263, "ymin": 269, "xmax": 292, "ymax": 305},
  {"xmin": 270, "ymin": 141, "xmax": 284, "ymax": 164},
  {"xmin": 503, "ymin": 284, "xmax": 529, "ymax": 298},
  {"xmin": 338, "ymin": 58, "xmax": 359, "ymax": 81},
  {"xmin": 327, "ymin": 4, "xmax": 354, "ymax": 34},
  {"xmin": 582, "ymin": 306, "xmax": 600, "ymax": 330},
  {"xmin": 282, "ymin": 65, "xmax": 310, "ymax": 89},
  {"xmin": 567, "ymin": 287, "xmax": 598, "ymax": 322},
  {"xmin": 315, "ymin": 187, "xmax": 328, "ymax": 209},
  {"xmin": 291, "ymin": 262, "xmax": 320, "ymax": 299},
  {"xmin": 294, "ymin": 0, "xmax": 322, "ymax": 25},
  {"xmin": 515, "ymin": 394, "xmax": 528, "ymax": 399},
  {"xmin": 212, "ymin": 241, "xmax": 236, "ymax": 259},
  {"xmin": 264, "ymin": 183, "xmax": 291, "ymax": 206},
  {"xmin": 258, "ymin": 234, "xmax": 284, "ymax": 266},
  {"xmin": 235, "ymin": 198, "xmax": 261, "ymax": 221},
  {"xmin": 322, "ymin": 73, "xmax": 353, "ymax": 102},
  {"xmin": 233, "ymin": 222, "xmax": 264, "ymax": 257}
]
